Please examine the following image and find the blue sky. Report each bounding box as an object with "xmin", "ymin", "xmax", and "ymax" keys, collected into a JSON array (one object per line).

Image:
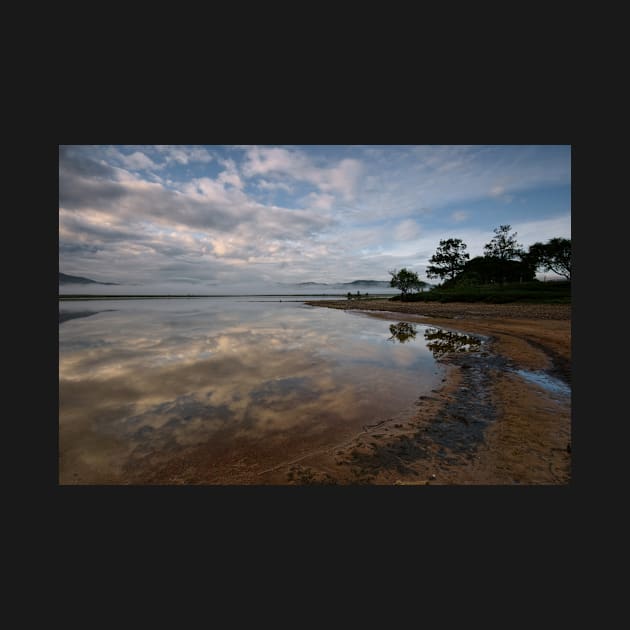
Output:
[{"xmin": 59, "ymin": 145, "xmax": 571, "ymax": 290}]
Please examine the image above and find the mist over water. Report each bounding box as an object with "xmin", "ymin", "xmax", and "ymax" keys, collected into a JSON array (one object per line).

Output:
[{"xmin": 59, "ymin": 280, "xmax": 401, "ymax": 296}]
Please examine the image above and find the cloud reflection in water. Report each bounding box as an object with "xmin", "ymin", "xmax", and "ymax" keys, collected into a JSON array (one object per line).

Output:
[{"xmin": 59, "ymin": 299, "xmax": 445, "ymax": 483}]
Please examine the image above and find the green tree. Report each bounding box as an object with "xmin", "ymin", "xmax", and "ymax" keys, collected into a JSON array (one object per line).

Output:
[
  {"xmin": 484, "ymin": 225, "xmax": 523, "ymax": 261},
  {"xmin": 483, "ymin": 225, "xmax": 523, "ymax": 284},
  {"xmin": 389, "ymin": 268, "xmax": 422, "ymax": 300},
  {"xmin": 458, "ymin": 256, "xmax": 536, "ymax": 285},
  {"xmin": 528, "ymin": 238, "xmax": 571, "ymax": 280},
  {"xmin": 426, "ymin": 238, "xmax": 470, "ymax": 282}
]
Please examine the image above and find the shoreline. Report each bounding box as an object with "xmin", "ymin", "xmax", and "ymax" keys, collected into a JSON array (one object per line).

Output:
[
  {"xmin": 277, "ymin": 299, "xmax": 572, "ymax": 485},
  {"xmin": 70, "ymin": 299, "xmax": 571, "ymax": 485}
]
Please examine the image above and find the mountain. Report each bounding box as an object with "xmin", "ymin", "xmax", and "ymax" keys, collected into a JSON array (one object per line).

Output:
[
  {"xmin": 59, "ymin": 272, "xmax": 118, "ymax": 285},
  {"xmin": 294, "ymin": 280, "xmax": 392, "ymax": 287},
  {"xmin": 343, "ymin": 280, "xmax": 391, "ymax": 287},
  {"xmin": 344, "ymin": 279, "xmax": 432, "ymax": 288}
]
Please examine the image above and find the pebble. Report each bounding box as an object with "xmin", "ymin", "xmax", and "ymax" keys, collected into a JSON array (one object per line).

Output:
[{"xmin": 430, "ymin": 473, "xmax": 436, "ymax": 480}]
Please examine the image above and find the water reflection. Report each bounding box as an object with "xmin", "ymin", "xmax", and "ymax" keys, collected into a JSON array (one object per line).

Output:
[
  {"xmin": 59, "ymin": 309, "xmax": 117, "ymax": 324},
  {"xmin": 423, "ymin": 327, "xmax": 481, "ymax": 358},
  {"xmin": 59, "ymin": 300, "xmax": 446, "ymax": 484},
  {"xmin": 388, "ymin": 322, "xmax": 417, "ymax": 344}
]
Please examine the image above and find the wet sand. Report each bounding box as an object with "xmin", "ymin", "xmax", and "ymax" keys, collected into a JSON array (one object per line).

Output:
[
  {"xmin": 119, "ymin": 300, "xmax": 570, "ymax": 485},
  {"xmin": 262, "ymin": 300, "xmax": 572, "ymax": 485}
]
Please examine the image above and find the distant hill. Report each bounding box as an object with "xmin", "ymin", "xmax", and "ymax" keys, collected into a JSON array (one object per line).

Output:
[
  {"xmin": 343, "ymin": 280, "xmax": 391, "ymax": 287},
  {"xmin": 59, "ymin": 272, "xmax": 118, "ymax": 285},
  {"xmin": 295, "ymin": 280, "xmax": 393, "ymax": 287}
]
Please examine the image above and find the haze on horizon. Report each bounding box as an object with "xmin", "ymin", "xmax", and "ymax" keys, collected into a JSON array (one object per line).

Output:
[{"xmin": 59, "ymin": 145, "xmax": 571, "ymax": 294}]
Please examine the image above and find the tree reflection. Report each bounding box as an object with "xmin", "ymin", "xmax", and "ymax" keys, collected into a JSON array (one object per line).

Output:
[
  {"xmin": 388, "ymin": 322, "xmax": 417, "ymax": 343},
  {"xmin": 423, "ymin": 327, "xmax": 481, "ymax": 357}
]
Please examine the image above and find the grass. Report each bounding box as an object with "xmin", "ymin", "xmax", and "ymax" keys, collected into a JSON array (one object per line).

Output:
[{"xmin": 389, "ymin": 281, "xmax": 571, "ymax": 304}]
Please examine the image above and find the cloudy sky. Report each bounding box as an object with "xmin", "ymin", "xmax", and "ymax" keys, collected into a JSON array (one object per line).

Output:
[{"xmin": 59, "ymin": 145, "xmax": 571, "ymax": 292}]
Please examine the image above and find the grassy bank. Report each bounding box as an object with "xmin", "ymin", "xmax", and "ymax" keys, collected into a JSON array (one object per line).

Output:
[{"xmin": 389, "ymin": 281, "xmax": 570, "ymax": 304}]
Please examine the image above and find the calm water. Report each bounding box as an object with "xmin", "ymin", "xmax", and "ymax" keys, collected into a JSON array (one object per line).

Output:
[{"xmin": 59, "ymin": 298, "xmax": 448, "ymax": 484}]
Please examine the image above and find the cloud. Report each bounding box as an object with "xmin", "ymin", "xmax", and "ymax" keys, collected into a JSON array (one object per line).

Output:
[
  {"xmin": 120, "ymin": 151, "xmax": 158, "ymax": 170},
  {"xmin": 348, "ymin": 145, "xmax": 568, "ymax": 221},
  {"xmin": 59, "ymin": 146, "xmax": 117, "ymax": 179},
  {"xmin": 98, "ymin": 148, "xmax": 159, "ymax": 171},
  {"xmin": 394, "ymin": 219, "xmax": 421, "ymax": 241},
  {"xmin": 511, "ymin": 213, "xmax": 571, "ymax": 246},
  {"xmin": 59, "ymin": 146, "xmax": 571, "ymax": 287},
  {"xmin": 241, "ymin": 147, "xmax": 299, "ymax": 177},
  {"xmin": 153, "ymin": 145, "xmax": 214, "ymax": 166},
  {"xmin": 489, "ymin": 185, "xmax": 514, "ymax": 203},
  {"xmin": 59, "ymin": 147, "xmax": 338, "ymax": 285},
  {"xmin": 242, "ymin": 147, "xmax": 362, "ymax": 201},
  {"xmin": 257, "ymin": 179, "xmax": 293, "ymax": 192},
  {"xmin": 303, "ymin": 192, "xmax": 335, "ymax": 210},
  {"xmin": 322, "ymin": 158, "xmax": 363, "ymax": 200},
  {"xmin": 60, "ymin": 150, "xmax": 251, "ymax": 233},
  {"xmin": 216, "ymin": 158, "xmax": 244, "ymax": 189}
]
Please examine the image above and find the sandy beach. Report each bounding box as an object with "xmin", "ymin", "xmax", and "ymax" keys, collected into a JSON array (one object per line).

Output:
[
  {"xmin": 117, "ymin": 300, "xmax": 571, "ymax": 486},
  {"xmin": 255, "ymin": 300, "xmax": 572, "ymax": 485},
  {"xmin": 60, "ymin": 145, "xmax": 572, "ymax": 487}
]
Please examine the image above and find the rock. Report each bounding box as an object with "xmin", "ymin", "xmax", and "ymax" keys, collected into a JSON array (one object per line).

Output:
[{"xmin": 430, "ymin": 473, "xmax": 436, "ymax": 480}]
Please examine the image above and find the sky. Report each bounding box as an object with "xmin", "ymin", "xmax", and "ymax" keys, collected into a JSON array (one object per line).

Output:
[{"xmin": 59, "ymin": 145, "xmax": 571, "ymax": 293}]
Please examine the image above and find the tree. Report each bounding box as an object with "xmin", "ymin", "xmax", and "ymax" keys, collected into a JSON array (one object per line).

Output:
[
  {"xmin": 426, "ymin": 238, "xmax": 470, "ymax": 282},
  {"xmin": 389, "ymin": 268, "xmax": 423, "ymax": 300},
  {"xmin": 484, "ymin": 225, "xmax": 523, "ymax": 261},
  {"xmin": 483, "ymin": 225, "xmax": 523, "ymax": 284},
  {"xmin": 527, "ymin": 238, "xmax": 571, "ymax": 280},
  {"xmin": 457, "ymin": 256, "xmax": 536, "ymax": 285}
]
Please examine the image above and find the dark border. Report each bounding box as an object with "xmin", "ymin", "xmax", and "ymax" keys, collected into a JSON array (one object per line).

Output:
[{"xmin": 51, "ymin": 138, "xmax": 579, "ymax": 554}]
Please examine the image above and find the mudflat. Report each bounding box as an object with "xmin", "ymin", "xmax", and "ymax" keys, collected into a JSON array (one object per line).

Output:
[
  {"xmin": 274, "ymin": 300, "xmax": 572, "ymax": 485},
  {"xmin": 113, "ymin": 300, "xmax": 571, "ymax": 486}
]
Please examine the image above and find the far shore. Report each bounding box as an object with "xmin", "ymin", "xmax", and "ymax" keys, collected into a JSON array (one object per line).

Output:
[{"xmin": 58, "ymin": 293, "xmax": 397, "ymax": 301}]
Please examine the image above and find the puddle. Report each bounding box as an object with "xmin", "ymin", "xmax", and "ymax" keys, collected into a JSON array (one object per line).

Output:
[
  {"xmin": 514, "ymin": 369, "xmax": 571, "ymax": 397},
  {"xmin": 388, "ymin": 322, "xmax": 418, "ymax": 344},
  {"xmin": 387, "ymin": 323, "xmax": 483, "ymax": 357},
  {"xmin": 423, "ymin": 327, "xmax": 483, "ymax": 358}
]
